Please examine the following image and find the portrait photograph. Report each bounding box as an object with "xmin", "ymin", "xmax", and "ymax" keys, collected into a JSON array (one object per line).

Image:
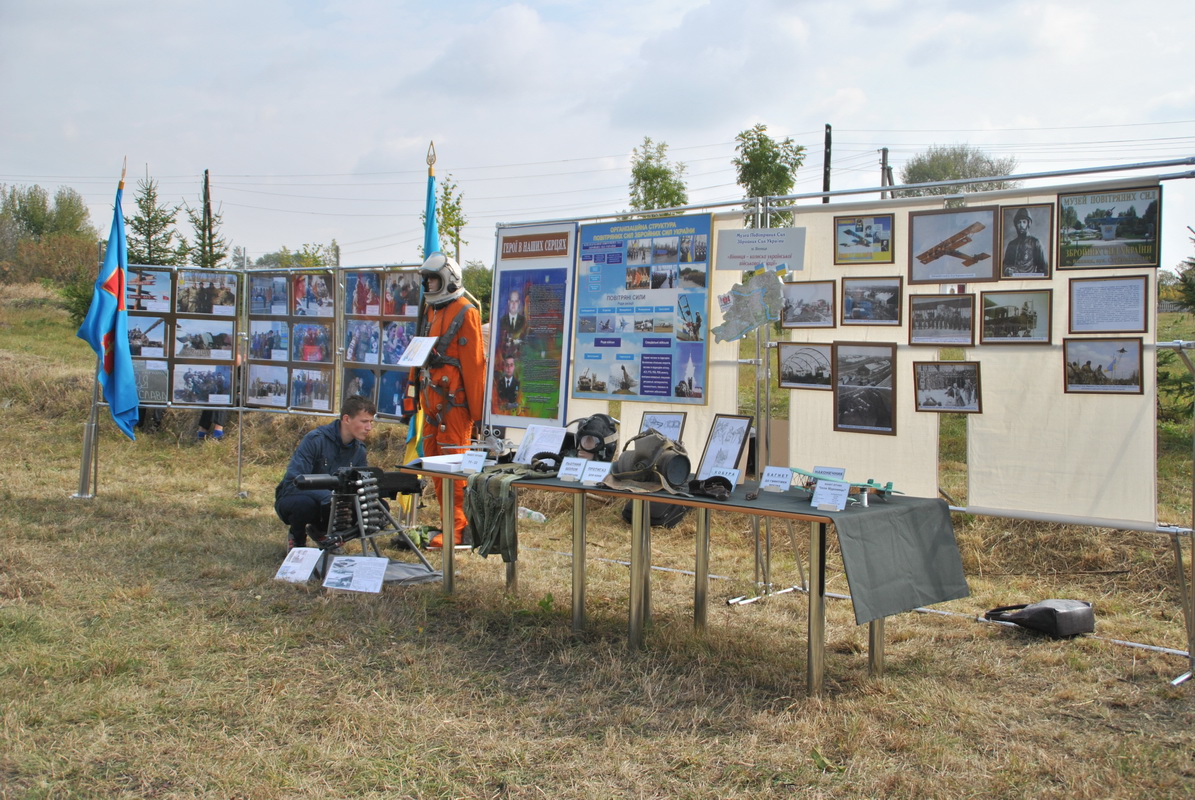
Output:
[
  {"xmin": 291, "ymin": 368, "xmax": 333, "ymax": 411},
  {"xmin": 292, "ymin": 322, "xmax": 333, "ymax": 363},
  {"xmin": 908, "ymin": 206, "xmax": 999, "ymax": 285},
  {"xmin": 126, "ymin": 268, "xmax": 172, "ymax": 313},
  {"xmin": 344, "ymin": 320, "xmax": 381, "ymax": 364},
  {"xmin": 1068, "ymin": 275, "xmax": 1148, "ymax": 334},
  {"xmin": 696, "ymin": 414, "xmax": 752, "ymax": 481},
  {"xmin": 249, "ymin": 320, "xmax": 289, "ymax": 361},
  {"xmin": 173, "ymin": 318, "xmax": 235, "ymax": 360},
  {"xmin": 346, "ymin": 271, "xmax": 382, "ymax": 316},
  {"xmin": 1064, "ymin": 338, "xmax": 1143, "ymax": 394},
  {"xmin": 998, "ymin": 204, "xmax": 1053, "ymax": 279},
  {"xmin": 127, "ymin": 315, "xmax": 168, "ymax": 358},
  {"xmin": 833, "ymin": 214, "xmax": 894, "ymax": 265},
  {"xmin": 172, "ymin": 364, "xmax": 233, "ymax": 405},
  {"xmin": 841, "ymin": 277, "xmax": 902, "ymax": 326},
  {"xmin": 781, "ymin": 280, "xmax": 835, "ymax": 328},
  {"xmin": 833, "ymin": 342, "xmax": 896, "ymax": 435},
  {"xmin": 1058, "ymin": 186, "xmax": 1160, "ymax": 269},
  {"xmin": 249, "ymin": 274, "xmax": 288, "ymax": 315},
  {"xmin": 640, "ymin": 412, "xmax": 686, "ymax": 442},
  {"xmin": 980, "ymin": 289, "xmax": 1052, "ymax": 344},
  {"xmin": 247, "ymin": 364, "xmax": 289, "ymax": 408},
  {"xmin": 909, "ymin": 293, "xmax": 975, "ymax": 346},
  {"xmin": 292, "ymin": 273, "xmax": 333, "ymax": 317},
  {"xmin": 176, "ymin": 270, "xmax": 238, "ymax": 316},
  {"xmin": 777, "ymin": 342, "xmax": 832, "ymax": 390},
  {"xmin": 914, "ymin": 361, "xmax": 982, "ymax": 413}
]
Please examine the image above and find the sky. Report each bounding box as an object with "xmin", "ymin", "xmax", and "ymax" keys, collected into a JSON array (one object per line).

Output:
[{"xmin": 2, "ymin": 0, "xmax": 1193, "ymax": 271}]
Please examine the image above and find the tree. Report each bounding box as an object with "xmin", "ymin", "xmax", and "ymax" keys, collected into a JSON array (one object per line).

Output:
[
  {"xmin": 420, "ymin": 175, "xmax": 468, "ymax": 260},
  {"xmin": 897, "ymin": 144, "xmax": 1019, "ymax": 196},
  {"xmin": 732, "ymin": 123, "xmax": 806, "ymax": 227},
  {"xmin": 461, "ymin": 259, "xmax": 493, "ymax": 322},
  {"xmin": 628, "ymin": 137, "xmax": 688, "ymax": 214},
  {"xmin": 0, "ymin": 183, "xmax": 98, "ymax": 285},
  {"xmin": 127, "ymin": 178, "xmax": 184, "ymax": 266}
]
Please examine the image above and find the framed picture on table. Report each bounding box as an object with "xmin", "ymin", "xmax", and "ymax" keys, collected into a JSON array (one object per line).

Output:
[
  {"xmin": 695, "ymin": 414, "xmax": 752, "ymax": 480},
  {"xmin": 640, "ymin": 411, "xmax": 686, "ymax": 442}
]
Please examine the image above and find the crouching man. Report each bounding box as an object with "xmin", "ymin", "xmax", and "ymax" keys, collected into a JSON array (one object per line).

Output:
[{"xmin": 275, "ymin": 394, "xmax": 376, "ymax": 549}]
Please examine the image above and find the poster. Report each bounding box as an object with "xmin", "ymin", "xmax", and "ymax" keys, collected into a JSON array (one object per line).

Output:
[
  {"xmin": 486, "ymin": 223, "xmax": 577, "ymax": 428},
  {"xmin": 1058, "ymin": 186, "xmax": 1160, "ymax": 269},
  {"xmin": 574, "ymin": 214, "xmax": 710, "ymax": 405}
]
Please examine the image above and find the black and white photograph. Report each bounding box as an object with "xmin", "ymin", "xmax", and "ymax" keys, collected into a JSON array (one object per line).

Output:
[
  {"xmin": 345, "ymin": 320, "xmax": 381, "ymax": 364},
  {"xmin": 126, "ymin": 268, "xmax": 172, "ymax": 313},
  {"xmin": 841, "ymin": 277, "xmax": 902, "ymax": 326},
  {"xmin": 777, "ymin": 342, "xmax": 833, "ymax": 390},
  {"xmin": 249, "ymin": 274, "xmax": 288, "ymax": 315},
  {"xmin": 132, "ymin": 359, "xmax": 169, "ymax": 404},
  {"xmin": 292, "ymin": 322, "xmax": 333, "ymax": 363},
  {"xmin": 342, "ymin": 367, "xmax": 377, "ymax": 405},
  {"xmin": 833, "ymin": 342, "xmax": 896, "ymax": 435},
  {"xmin": 291, "ymin": 367, "xmax": 333, "ymax": 411},
  {"xmin": 908, "ymin": 206, "xmax": 999, "ymax": 285},
  {"xmin": 695, "ymin": 413, "xmax": 752, "ymax": 481},
  {"xmin": 834, "ymin": 214, "xmax": 894, "ymax": 265},
  {"xmin": 998, "ymin": 204, "xmax": 1053, "ymax": 278},
  {"xmin": 292, "ymin": 273, "xmax": 333, "ymax": 317},
  {"xmin": 914, "ymin": 361, "xmax": 982, "ymax": 413},
  {"xmin": 247, "ymin": 364, "xmax": 289, "ymax": 407},
  {"xmin": 980, "ymin": 289, "xmax": 1052, "ymax": 344},
  {"xmin": 383, "ymin": 271, "xmax": 420, "ymax": 317},
  {"xmin": 174, "ymin": 318, "xmax": 235, "ymax": 360},
  {"xmin": 909, "ymin": 294, "xmax": 975, "ymax": 346},
  {"xmin": 1058, "ymin": 186, "xmax": 1160, "ymax": 269},
  {"xmin": 127, "ymin": 316, "xmax": 168, "ymax": 357},
  {"xmin": 249, "ymin": 320, "xmax": 289, "ymax": 361},
  {"xmin": 640, "ymin": 412, "xmax": 686, "ymax": 442},
  {"xmin": 346, "ymin": 271, "xmax": 382, "ymax": 316},
  {"xmin": 781, "ymin": 280, "xmax": 835, "ymax": 328},
  {"xmin": 1068, "ymin": 275, "xmax": 1148, "ymax": 334},
  {"xmin": 176, "ymin": 270, "xmax": 238, "ymax": 315},
  {"xmin": 172, "ymin": 364, "xmax": 233, "ymax": 405},
  {"xmin": 1064, "ymin": 338, "xmax": 1143, "ymax": 394}
]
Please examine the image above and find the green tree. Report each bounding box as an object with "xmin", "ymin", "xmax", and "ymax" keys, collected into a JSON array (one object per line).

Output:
[
  {"xmin": 732, "ymin": 123, "xmax": 806, "ymax": 227},
  {"xmin": 183, "ymin": 203, "xmax": 229, "ymax": 268},
  {"xmin": 897, "ymin": 144, "xmax": 1019, "ymax": 196},
  {"xmin": 420, "ymin": 175, "xmax": 468, "ymax": 260},
  {"xmin": 127, "ymin": 178, "xmax": 184, "ymax": 266},
  {"xmin": 628, "ymin": 137, "xmax": 688, "ymax": 214},
  {"xmin": 461, "ymin": 259, "xmax": 493, "ymax": 322},
  {"xmin": 0, "ymin": 184, "xmax": 98, "ymax": 285}
]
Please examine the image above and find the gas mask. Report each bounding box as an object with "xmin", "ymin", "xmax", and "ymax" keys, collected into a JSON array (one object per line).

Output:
[{"xmin": 605, "ymin": 429, "xmax": 691, "ymax": 494}]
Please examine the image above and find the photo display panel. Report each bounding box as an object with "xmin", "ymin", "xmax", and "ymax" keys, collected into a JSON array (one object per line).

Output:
[
  {"xmin": 574, "ymin": 213, "xmax": 711, "ymax": 405},
  {"xmin": 375, "ymin": 267, "xmax": 420, "ymax": 418}
]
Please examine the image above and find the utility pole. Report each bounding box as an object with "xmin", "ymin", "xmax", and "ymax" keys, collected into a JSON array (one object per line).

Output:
[
  {"xmin": 202, "ymin": 169, "xmax": 213, "ymax": 267},
  {"xmin": 822, "ymin": 124, "xmax": 832, "ymax": 204},
  {"xmin": 880, "ymin": 148, "xmax": 890, "ymax": 199}
]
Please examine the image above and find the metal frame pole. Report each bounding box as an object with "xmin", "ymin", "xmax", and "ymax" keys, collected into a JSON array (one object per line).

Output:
[
  {"xmin": 72, "ymin": 359, "xmax": 102, "ymax": 500},
  {"xmin": 571, "ymin": 491, "xmax": 586, "ymax": 632}
]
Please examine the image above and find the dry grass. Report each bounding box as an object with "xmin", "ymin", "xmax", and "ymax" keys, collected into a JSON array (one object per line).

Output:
[{"xmin": 1, "ymin": 286, "xmax": 1192, "ymax": 799}]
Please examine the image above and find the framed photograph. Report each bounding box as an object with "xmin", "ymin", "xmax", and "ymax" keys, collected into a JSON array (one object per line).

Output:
[
  {"xmin": 292, "ymin": 273, "xmax": 333, "ymax": 317},
  {"xmin": 291, "ymin": 367, "xmax": 333, "ymax": 411},
  {"xmin": 696, "ymin": 413, "xmax": 752, "ymax": 480},
  {"xmin": 913, "ymin": 361, "xmax": 982, "ymax": 413},
  {"xmin": 292, "ymin": 322, "xmax": 333, "ymax": 363},
  {"xmin": 173, "ymin": 318, "xmax": 235, "ymax": 360},
  {"xmin": 908, "ymin": 206, "xmax": 999, "ymax": 285},
  {"xmin": 383, "ymin": 271, "xmax": 420, "ymax": 317},
  {"xmin": 1069, "ymin": 275, "xmax": 1148, "ymax": 334},
  {"xmin": 177, "ymin": 270, "xmax": 238, "ymax": 316},
  {"xmin": 998, "ymin": 204, "xmax": 1053, "ymax": 279},
  {"xmin": 344, "ymin": 319, "xmax": 381, "ymax": 364},
  {"xmin": 172, "ymin": 364, "xmax": 233, "ymax": 405},
  {"xmin": 640, "ymin": 411, "xmax": 686, "ymax": 442},
  {"xmin": 131, "ymin": 359, "xmax": 170, "ymax": 404},
  {"xmin": 841, "ymin": 276, "xmax": 902, "ymax": 326},
  {"xmin": 381, "ymin": 321, "xmax": 415, "ymax": 366},
  {"xmin": 777, "ymin": 342, "xmax": 833, "ymax": 390},
  {"xmin": 249, "ymin": 274, "xmax": 288, "ymax": 316},
  {"xmin": 909, "ymin": 293, "xmax": 975, "ymax": 346},
  {"xmin": 980, "ymin": 289, "xmax": 1052, "ymax": 344},
  {"xmin": 127, "ymin": 315, "xmax": 169, "ymax": 358},
  {"xmin": 377, "ymin": 369, "xmax": 412, "ymax": 418},
  {"xmin": 346, "ymin": 271, "xmax": 382, "ymax": 316},
  {"xmin": 1058, "ymin": 186, "xmax": 1160, "ymax": 269},
  {"xmin": 248, "ymin": 319, "xmax": 289, "ymax": 361},
  {"xmin": 342, "ymin": 367, "xmax": 378, "ymax": 404},
  {"xmin": 1064, "ymin": 338, "xmax": 1143, "ymax": 394},
  {"xmin": 833, "ymin": 342, "xmax": 896, "ymax": 435},
  {"xmin": 833, "ymin": 214, "xmax": 894, "ymax": 265},
  {"xmin": 247, "ymin": 364, "xmax": 289, "ymax": 408},
  {"xmin": 126, "ymin": 268, "xmax": 172, "ymax": 313},
  {"xmin": 781, "ymin": 280, "xmax": 835, "ymax": 328}
]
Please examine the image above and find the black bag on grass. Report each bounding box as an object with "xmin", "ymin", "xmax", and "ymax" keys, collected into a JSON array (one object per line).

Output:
[
  {"xmin": 984, "ymin": 599, "xmax": 1094, "ymax": 638},
  {"xmin": 621, "ymin": 499, "xmax": 690, "ymax": 529}
]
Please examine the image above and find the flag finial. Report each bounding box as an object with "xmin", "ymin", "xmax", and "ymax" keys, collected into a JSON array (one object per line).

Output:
[{"xmin": 426, "ymin": 141, "xmax": 436, "ymax": 169}]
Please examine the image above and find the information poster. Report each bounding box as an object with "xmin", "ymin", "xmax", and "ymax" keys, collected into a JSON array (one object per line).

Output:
[
  {"xmin": 574, "ymin": 214, "xmax": 710, "ymax": 405},
  {"xmin": 486, "ymin": 223, "xmax": 577, "ymax": 428}
]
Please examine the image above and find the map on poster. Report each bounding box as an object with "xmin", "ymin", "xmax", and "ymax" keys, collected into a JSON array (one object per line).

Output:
[{"xmin": 574, "ymin": 214, "xmax": 710, "ymax": 405}]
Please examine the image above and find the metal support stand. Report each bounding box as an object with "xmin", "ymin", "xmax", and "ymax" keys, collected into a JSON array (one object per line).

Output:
[
  {"xmin": 808, "ymin": 521, "xmax": 827, "ymax": 695},
  {"xmin": 694, "ymin": 507, "xmax": 711, "ymax": 632},
  {"xmin": 571, "ymin": 492, "xmax": 586, "ymax": 633},
  {"xmin": 441, "ymin": 481, "xmax": 455, "ymax": 593},
  {"xmin": 72, "ymin": 360, "xmax": 102, "ymax": 500},
  {"xmin": 628, "ymin": 498, "xmax": 647, "ymax": 649}
]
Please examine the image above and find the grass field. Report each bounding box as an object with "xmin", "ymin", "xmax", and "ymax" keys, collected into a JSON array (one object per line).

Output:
[{"xmin": 1, "ymin": 284, "xmax": 1192, "ymax": 799}]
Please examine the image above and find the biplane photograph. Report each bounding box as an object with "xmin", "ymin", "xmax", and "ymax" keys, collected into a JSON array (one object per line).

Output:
[
  {"xmin": 980, "ymin": 289, "xmax": 1052, "ymax": 344},
  {"xmin": 908, "ymin": 206, "xmax": 999, "ymax": 284},
  {"xmin": 833, "ymin": 214, "xmax": 894, "ymax": 265}
]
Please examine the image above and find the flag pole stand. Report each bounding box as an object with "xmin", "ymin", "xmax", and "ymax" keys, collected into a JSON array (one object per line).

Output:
[{"xmin": 73, "ymin": 358, "xmax": 103, "ymax": 500}]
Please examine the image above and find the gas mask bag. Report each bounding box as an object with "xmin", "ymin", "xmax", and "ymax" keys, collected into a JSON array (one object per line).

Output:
[{"xmin": 605, "ymin": 428, "xmax": 691, "ymax": 494}]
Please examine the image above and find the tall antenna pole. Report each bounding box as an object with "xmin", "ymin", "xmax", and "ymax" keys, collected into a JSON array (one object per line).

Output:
[{"xmin": 822, "ymin": 124, "xmax": 832, "ymax": 204}]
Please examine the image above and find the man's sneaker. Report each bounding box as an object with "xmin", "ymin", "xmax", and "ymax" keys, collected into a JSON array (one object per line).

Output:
[{"xmin": 210, "ymin": 429, "xmax": 224, "ymax": 441}]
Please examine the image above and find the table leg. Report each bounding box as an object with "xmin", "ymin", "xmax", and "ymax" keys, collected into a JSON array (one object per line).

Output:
[
  {"xmin": 868, "ymin": 617, "xmax": 885, "ymax": 678},
  {"xmin": 628, "ymin": 498, "xmax": 647, "ymax": 649},
  {"xmin": 441, "ymin": 481, "xmax": 454, "ymax": 594},
  {"xmin": 572, "ymin": 491, "xmax": 586, "ymax": 634},
  {"xmin": 807, "ymin": 521, "xmax": 827, "ymax": 695},
  {"xmin": 694, "ymin": 507, "xmax": 710, "ymax": 632},
  {"xmin": 505, "ymin": 562, "xmax": 517, "ymax": 594}
]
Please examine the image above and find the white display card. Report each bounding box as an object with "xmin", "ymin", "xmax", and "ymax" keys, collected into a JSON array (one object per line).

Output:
[
  {"xmin": 557, "ymin": 457, "xmax": 588, "ymax": 482},
  {"xmin": 580, "ymin": 460, "xmax": 613, "ymax": 486},
  {"xmin": 759, "ymin": 466, "xmax": 794, "ymax": 492},
  {"xmin": 811, "ymin": 480, "xmax": 850, "ymax": 512},
  {"xmin": 321, "ymin": 556, "xmax": 389, "ymax": 594},
  {"xmin": 274, "ymin": 547, "xmax": 321, "ymax": 583}
]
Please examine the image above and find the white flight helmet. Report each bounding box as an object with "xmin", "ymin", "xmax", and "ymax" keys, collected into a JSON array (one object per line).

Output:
[{"xmin": 419, "ymin": 251, "xmax": 464, "ymax": 306}]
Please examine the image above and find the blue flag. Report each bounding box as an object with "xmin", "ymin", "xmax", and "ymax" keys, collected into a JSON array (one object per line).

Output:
[
  {"xmin": 404, "ymin": 163, "xmax": 439, "ymax": 461},
  {"xmin": 76, "ymin": 183, "xmax": 139, "ymax": 440}
]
